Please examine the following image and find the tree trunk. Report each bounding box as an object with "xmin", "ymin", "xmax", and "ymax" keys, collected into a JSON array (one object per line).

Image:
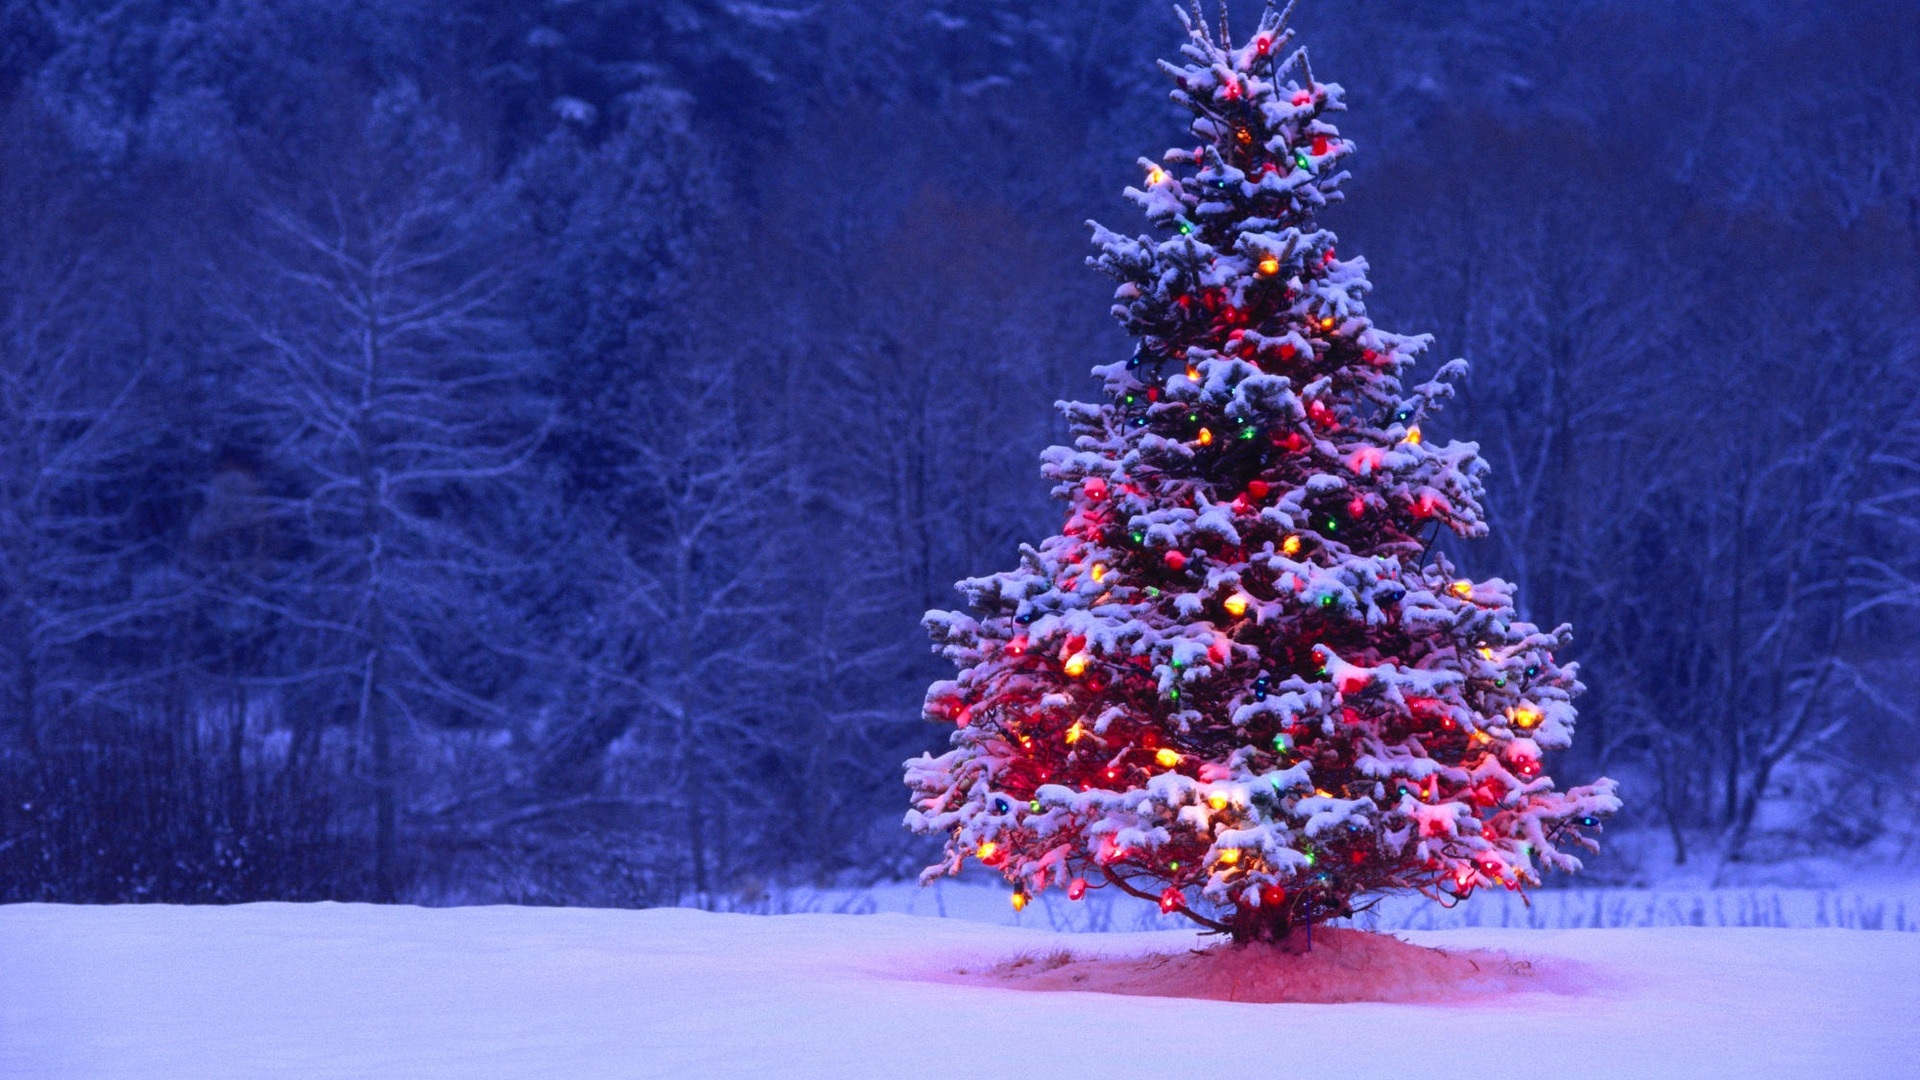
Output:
[
  {"xmin": 362, "ymin": 635, "xmax": 396, "ymax": 901},
  {"xmin": 672, "ymin": 535, "xmax": 709, "ymax": 904}
]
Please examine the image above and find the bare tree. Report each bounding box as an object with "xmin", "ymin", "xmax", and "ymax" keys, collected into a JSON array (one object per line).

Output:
[
  {"xmin": 0, "ymin": 106, "xmax": 188, "ymax": 755},
  {"xmin": 214, "ymin": 85, "xmax": 544, "ymax": 898}
]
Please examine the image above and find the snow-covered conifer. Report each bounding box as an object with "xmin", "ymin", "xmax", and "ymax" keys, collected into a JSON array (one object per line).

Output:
[{"xmin": 905, "ymin": 2, "xmax": 1620, "ymax": 941}]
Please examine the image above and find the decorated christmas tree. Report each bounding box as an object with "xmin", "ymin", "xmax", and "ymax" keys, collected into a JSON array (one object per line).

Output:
[{"xmin": 904, "ymin": 2, "xmax": 1620, "ymax": 943}]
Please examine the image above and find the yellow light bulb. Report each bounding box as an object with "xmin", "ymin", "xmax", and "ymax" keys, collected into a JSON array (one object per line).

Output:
[
  {"xmin": 1155, "ymin": 748, "xmax": 1181, "ymax": 768},
  {"xmin": 1091, "ymin": 562, "xmax": 1107, "ymax": 583},
  {"xmin": 1064, "ymin": 652, "xmax": 1090, "ymax": 678},
  {"xmin": 1065, "ymin": 721, "xmax": 1085, "ymax": 745},
  {"xmin": 1282, "ymin": 535, "xmax": 1302, "ymax": 557},
  {"xmin": 1207, "ymin": 792, "xmax": 1230, "ymax": 811},
  {"xmin": 1011, "ymin": 892, "xmax": 1027, "ymax": 912},
  {"xmin": 1319, "ymin": 316, "xmax": 1335, "ymax": 331},
  {"xmin": 1258, "ymin": 255, "xmax": 1280, "ymax": 276},
  {"xmin": 1223, "ymin": 593, "xmax": 1250, "ymax": 617},
  {"xmin": 1449, "ymin": 580, "xmax": 1473, "ymax": 598},
  {"xmin": 1186, "ymin": 363, "xmax": 1201, "ymax": 382},
  {"xmin": 977, "ymin": 841, "xmax": 998, "ymax": 860},
  {"xmin": 1218, "ymin": 848, "xmax": 1241, "ymax": 865},
  {"xmin": 1147, "ymin": 167, "xmax": 1167, "ymax": 185},
  {"xmin": 1406, "ymin": 425, "xmax": 1422, "ymax": 445},
  {"xmin": 1511, "ymin": 706, "xmax": 1541, "ymax": 729}
]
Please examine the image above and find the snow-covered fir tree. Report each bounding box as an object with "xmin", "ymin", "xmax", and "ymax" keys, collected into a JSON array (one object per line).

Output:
[{"xmin": 905, "ymin": 2, "xmax": 1621, "ymax": 942}]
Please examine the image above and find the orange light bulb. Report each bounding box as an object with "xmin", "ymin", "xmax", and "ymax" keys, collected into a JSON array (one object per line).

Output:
[
  {"xmin": 1281, "ymin": 535, "xmax": 1302, "ymax": 557},
  {"xmin": 1257, "ymin": 255, "xmax": 1280, "ymax": 276},
  {"xmin": 1197, "ymin": 427, "xmax": 1214, "ymax": 446},
  {"xmin": 1223, "ymin": 592, "xmax": 1250, "ymax": 617}
]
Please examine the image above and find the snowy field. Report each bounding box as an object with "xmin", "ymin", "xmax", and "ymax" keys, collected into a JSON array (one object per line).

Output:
[{"xmin": 4, "ymin": 902, "xmax": 1918, "ymax": 1079}]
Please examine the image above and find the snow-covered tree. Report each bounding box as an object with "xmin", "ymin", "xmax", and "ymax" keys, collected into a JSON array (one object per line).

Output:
[
  {"xmin": 216, "ymin": 85, "xmax": 546, "ymax": 900},
  {"xmin": 906, "ymin": 4, "xmax": 1619, "ymax": 941}
]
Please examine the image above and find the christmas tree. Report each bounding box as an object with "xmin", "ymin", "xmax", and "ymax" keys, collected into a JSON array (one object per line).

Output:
[{"xmin": 905, "ymin": 3, "xmax": 1620, "ymax": 942}]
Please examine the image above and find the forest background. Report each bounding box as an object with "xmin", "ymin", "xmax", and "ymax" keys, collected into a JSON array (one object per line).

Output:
[{"xmin": 2, "ymin": 0, "xmax": 1916, "ymax": 905}]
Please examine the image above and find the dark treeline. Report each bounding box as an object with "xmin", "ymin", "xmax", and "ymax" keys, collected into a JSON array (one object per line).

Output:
[{"xmin": 0, "ymin": 0, "xmax": 1914, "ymax": 904}]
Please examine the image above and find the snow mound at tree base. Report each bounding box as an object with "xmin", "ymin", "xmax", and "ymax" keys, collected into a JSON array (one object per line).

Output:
[{"xmin": 956, "ymin": 926, "xmax": 1563, "ymax": 1002}]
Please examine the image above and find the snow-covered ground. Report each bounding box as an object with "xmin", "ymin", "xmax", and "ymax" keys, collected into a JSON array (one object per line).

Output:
[{"xmin": 3, "ymin": 902, "xmax": 1917, "ymax": 1079}]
